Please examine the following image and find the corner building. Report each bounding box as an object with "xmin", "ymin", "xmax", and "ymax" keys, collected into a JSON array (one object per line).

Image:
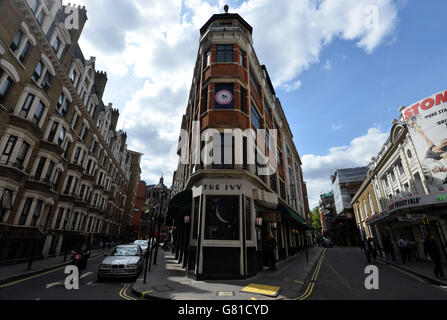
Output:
[
  {"xmin": 168, "ymin": 10, "xmax": 312, "ymax": 280},
  {"xmin": 0, "ymin": 0, "xmax": 142, "ymax": 261}
]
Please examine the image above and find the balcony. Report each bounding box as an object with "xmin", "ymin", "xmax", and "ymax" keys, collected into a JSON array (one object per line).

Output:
[
  {"xmin": 26, "ymin": 176, "xmax": 55, "ymax": 192},
  {"xmin": 0, "ymin": 160, "xmax": 29, "ymax": 180},
  {"xmin": 39, "ymin": 140, "xmax": 64, "ymax": 156},
  {"xmin": 8, "ymin": 115, "xmax": 44, "ymax": 140}
]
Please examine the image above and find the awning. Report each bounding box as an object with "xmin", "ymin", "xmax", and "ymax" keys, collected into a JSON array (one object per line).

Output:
[
  {"xmin": 168, "ymin": 189, "xmax": 192, "ymax": 209},
  {"xmin": 277, "ymin": 203, "xmax": 312, "ymax": 230},
  {"xmin": 166, "ymin": 189, "xmax": 192, "ymax": 225}
]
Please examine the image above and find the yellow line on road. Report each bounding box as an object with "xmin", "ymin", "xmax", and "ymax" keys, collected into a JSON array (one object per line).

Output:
[
  {"xmin": 291, "ymin": 248, "xmax": 326, "ymax": 300},
  {"xmin": 141, "ymin": 290, "xmax": 152, "ymax": 299}
]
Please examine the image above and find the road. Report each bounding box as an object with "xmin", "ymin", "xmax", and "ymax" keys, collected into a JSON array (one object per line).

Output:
[
  {"xmin": 0, "ymin": 253, "xmax": 143, "ymax": 300},
  {"xmin": 304, "ymin": 247, "xmax": 447, "ymax": 300}
]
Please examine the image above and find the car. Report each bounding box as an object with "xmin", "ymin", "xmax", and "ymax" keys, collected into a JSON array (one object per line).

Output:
[
  {"xmin": 322, "ymin": 237, "xmax": 333, "ymax": 248},
  {"xmin": 133, "ymin": 240, "xmax": 149, "ymax": 255},
  {"xmin": 97, "ymin": 245, "xmax": 144, "ymax": 281}
]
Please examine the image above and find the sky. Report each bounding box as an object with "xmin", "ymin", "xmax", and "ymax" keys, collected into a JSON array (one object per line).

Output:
[{"xmin": 63, "ymin": 0, "xmax": 447, "ymax": 209}]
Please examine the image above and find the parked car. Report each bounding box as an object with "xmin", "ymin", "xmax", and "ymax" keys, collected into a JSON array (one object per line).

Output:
[
  {"xmin": 133, "ymin": 240, "xmax": 149, "ymax": 255},
  {"xmin": 97, "ymin": 245, "xmax": 143, "ymax": 281},
  {"xmin": 322, "ymin": 237, "xmax": 333, "ymax": 248}
]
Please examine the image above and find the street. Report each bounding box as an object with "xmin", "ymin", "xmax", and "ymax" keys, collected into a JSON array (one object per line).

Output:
[
  {"xmin": 305, "ymin": 247, "xmax": 447, "ymax": 300},
  {"xmin": 0, "ymin": 254, "xmax": 143, "ymax": 300}
]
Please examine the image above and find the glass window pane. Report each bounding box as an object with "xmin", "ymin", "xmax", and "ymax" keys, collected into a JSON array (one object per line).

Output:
[
  {"xmin": 19, "ymin": 41, "xmax": 31, "ymax": 62},
  {"xmin": 0, "ymin": 77, "xmax": 12, "ymax": 102},
  {"xmin": 32, "ymin": 101, "xmax": 44, "ymax": 125},
  {"xmin": 20, "ymin": 94, "xmax": 35, "ymax": 118},
  {"xmin": 19, "ymin": 198, "xmax": 33, "ymax": 225},
  {"xmin": 1, "ymin": 136, "xmax": 18, "ymax": 164},
  {"xmin": 204, "ymin": 196, "xmax": 239, "ymax": 240},
  {"xmin": 10, "ymin": 29, "xmax": 23, "ymax": 52},
  {"xmin": 251, "ymin": 103, "xmax": 261, "ymax": 129}
]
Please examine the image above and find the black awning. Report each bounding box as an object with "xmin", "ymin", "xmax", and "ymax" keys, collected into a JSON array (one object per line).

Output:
[
  {"xmin": 168, "ymin": 189, "xmax": 193, "ymax": 209},
  {"xmin": 278, "ymin": 203, "xmax": 313, "ymax": 230}
]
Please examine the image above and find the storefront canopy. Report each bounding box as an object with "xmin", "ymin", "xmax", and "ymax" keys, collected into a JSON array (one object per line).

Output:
[
  {"xmin": 168, "ymin": 189, "xmax": 192, "ymax": 209},
  {"xmin": 278, "ymin": 203, "xmax": 312, "ymax": 230}
]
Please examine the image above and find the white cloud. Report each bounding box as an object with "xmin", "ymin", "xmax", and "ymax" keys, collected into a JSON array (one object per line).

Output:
[
  {"xmin": 62, "ymin": 0, "xmax": 399, "ymax": 185},
  {"xmin": 322, "ymin": 59, "xmax": 332, "ymax": 71},
  {"xmin": 302, "ymin": 127, "xmax": 389, "ymax": 209},
  {"xmin": 331, "ymin": 124, "xmax": 343, "ymax": 130}
]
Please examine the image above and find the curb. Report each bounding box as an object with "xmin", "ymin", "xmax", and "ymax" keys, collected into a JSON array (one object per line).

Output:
[
  {"xmin": 0, "ymin": 251, "xmax": 105, "ymax": 287},
  {"xmin": 354, "ymin": 248, "xmax": 447, "ymax": 286},
  {"xmin": 131, "ymin": 248, "xmax": 325, "ymax": 301},
  {"xmin": 292, "ymin": 247, "xmax": 326, "ymax": 299}
]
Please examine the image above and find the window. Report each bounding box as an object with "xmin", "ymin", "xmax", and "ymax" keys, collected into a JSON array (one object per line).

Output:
[
  {"xmin": 10, "ymin": 29, "xmax": 23, "ymax": 53},
  {"xmin": 216, "ymin": 45, "xmax": 233, "ymax": 62},
  {"xmin": 70, "ymin": 69, "xmax": 77, "ymax": 84},
  {"xmin": 204, "ymin": 196, "xmax": 239, "ymax": 240},
  {"xmin": 32, "ymin": 61, "xmax": 43, "ymax": 82},
  {"xmin": 34, "ymin": 156, "xmax": 46, "ymax": 180},
  {"xmin": 407, "ymin": 149, "xmax": 412, "ymax": 159},
  {"xmin": 57, "ymin": 126, "xmax": 65, "ymax": 146},
  {"xmin": 73, "ymin": 147, "xmax": 81, "ymax": 163},
  {"xmin": 71, "ymin": 212, "xmax": 78, "ymax": 230},
  {"xmin": 52, "ymin": 36, "xmax": 60, "ymax": 53},
  {"xmin": 270, "ymin": 173, "xmax": 277, "ymax": 192},
  {"xmin": 250, "ymin": 69, "xmax": 260, "ymax": 96},
  {"xmin": 19, "ymin": 41, "xmax": 31, "ymax": 63},
  {"xmin": 239, "ymin": 49, "xmax": 245, "ymax": 68},
  {"xmin": 31, "ymin": 0, "xmax": 39, "ymax": 13},
  {"xmin": 19, "ymin": 93, "xmax": 35, "ymax": 118},
  {"xmin": 250, "ymin": 103, "xmax": 261, "ymax": 129},
  {"xmin": 202, "ymin": 87, "xmax": 208, "ymax": 113},
  {"xmin": 264, "ymin": 98, "xmax": 271, "ymax": 119},
  {"xmin": 30, "ymin": 200, "xmax": 43, "ymax": 226},
  {"xmin": 36, "ymin": 9, "xmax": 45, "ymax": 25},
  {"xmin": 0, "ymin": 189, "xmax": 13, "ymax": 221},
  {"xmin": 0, "ymin": 70, "xmax": 13, "ymax": 103},
  {"xmin": 240, "ymin": 88, "xmax": 246, "ymax": 113},
  {"xmin": 15, "ymin": 141, "xmax": 30, "ymax": 169},
  {"xmin": 62, "ymin": 210, "xmax": 70, "ymax": 229},
  {"xmin": 56, "ymin": 93, "xmax": 69, "ymax": 117},
  {"xmin": 40, "ymin": 71, "xmax": 51, "ymax": 91},
  {"xmin": 205, "ymin": 50, "xmax": 210, "ymax": 68},
  {"xmin": 0, "ymin": 136, "xmax": 18, "ymax": 165},
  {"xmin": 18, "ymin": 198, "xmax": 33, "ymax": 225},
  {"xmin": 277, "ymin": 147, "xmax": 283, "ymax": 168},
  {"xmin": 64, "ymin": 176, "xmax": 73, "ymax": 194},
  {"xmin": 45, "ymin": 160, "xmax": 54, "ymax": 182},
  {"xmin": 32, "ymin": 101, "xmax": 44, "ymax": 125}
]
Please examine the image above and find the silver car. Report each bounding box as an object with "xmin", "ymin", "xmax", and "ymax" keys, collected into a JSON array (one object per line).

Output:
[
  {"xmin": 97, "ymin": 245, "xmax": 143, "ymax": 281},
  {"xmin": 133, "ymin": 240, "xmax": 149, "ymax": 255}
]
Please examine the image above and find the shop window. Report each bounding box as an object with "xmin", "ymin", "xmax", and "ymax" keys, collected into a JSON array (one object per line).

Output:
[{"xmin": 204, "ymin": 196, "xmax": 239, "ymax": 240}]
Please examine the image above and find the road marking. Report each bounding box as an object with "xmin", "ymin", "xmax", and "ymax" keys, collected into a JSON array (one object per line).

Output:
[
  {"xmin": 0, "ymin": 253, "xmax": 103, "ymax": 288},
  {"xmin": 46, "ymin": 281, "xmax": 64, "ymax": 289},
  {"xmin": 291, "ymin": 248, "xmax": 326, "ymax": 300},
  {"xmin": 87, "ymin": 281, "xmax": 104, "ymax": 286},
  {"xmin": 250, "ymin": 298, "xmax": 257, "ymax": 300},
  {"xmin": 141, "ymin": 290, "xmax": 153, "ymax": 298},
  {"xmin": 388, "ymin": 265, "xmax": 426, "ymax": 284},
  {"xmin": 326, "ymin": 262, "xmax": 351, "ymax": 291},
  {"xmin": 294, "ymin": 280, "xmax": 304, "ymax": 284},
  {"xmin": 241, "ymin": 283, "xmax": 281, "ymax": 297},
  {"xmin": 119, "ymin": 284, "xmax": 137, "ymax": 300}
]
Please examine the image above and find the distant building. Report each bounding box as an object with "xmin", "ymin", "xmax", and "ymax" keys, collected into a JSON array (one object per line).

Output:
[
  {"xmin": 330, "ymin": 167, "xmax": 368, "ymax": 246},
  {"xmin": 319, "ymin": 191, "xmax": 336, "ymax": 237},
  {"xmin": 131, "ymin": 181, "xmax": 146, "ymax": 240}
]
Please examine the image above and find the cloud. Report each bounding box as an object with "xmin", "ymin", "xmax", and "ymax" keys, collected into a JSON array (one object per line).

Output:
[
  {"xmin": 302, "ymin": 127, "xmax": 389, "ymax": 209},
  {"xmin": 322, "ymin": 59, "xmax": 332, "ymax": 71},
  {"xmin": 331, "ymin": 124, "xmax": 343, "ymax": 130},
  {"xmin": 63, "ymin": 0, "xmax": 400, "ymax": 186}
]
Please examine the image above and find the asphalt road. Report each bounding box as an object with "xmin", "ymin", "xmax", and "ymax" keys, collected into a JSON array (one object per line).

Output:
[
  {"xmin": 305, "ymin": 246, "xmax": 447, "ymax": 300},
  {"xmin": 0, "ymin": 253, "xmax": 144, "ymax": 300}
]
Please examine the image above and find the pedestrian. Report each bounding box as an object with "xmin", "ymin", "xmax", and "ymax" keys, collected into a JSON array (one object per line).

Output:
[
  {"xmin": 383, "ymin": 235, "xmax": 395, "ymax": 261},
  {"xmin": 398, "ymin": 236, "xmax": 409, "ymax": 264},
  {"xmin": 409, "ymin": 239, "xmax": 419, "ymax": 262},
  {"xmin": 424, "ymin": 235, "xmax": 445, "ymax": 279},
  {"xmin": 71, "ymin": 236, "xmax": 91, "ymax": 278},
  {"xmin": 266, "ymin": 232, "xmax": 278, "ymax": 271},
  {"xmin": 362, "ymin": 237, "xmax": 377, "ymax": 264}
]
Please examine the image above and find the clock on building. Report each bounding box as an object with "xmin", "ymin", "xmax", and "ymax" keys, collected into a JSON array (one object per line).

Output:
[{"xmin": 214, "ymin": 84, "xmax": 234, "ymax": 109}]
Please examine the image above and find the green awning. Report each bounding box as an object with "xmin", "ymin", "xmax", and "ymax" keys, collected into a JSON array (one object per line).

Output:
[
  {"xmin": 168, "ymin": 189, "xmax": 192, "ymax": 209},
  {"xmin": 278, "ymin": 203, "xmax": 313, "ymax": 230}
]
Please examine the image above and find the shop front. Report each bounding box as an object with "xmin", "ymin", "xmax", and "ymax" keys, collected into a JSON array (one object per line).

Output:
[{"xmin": 366, "ymin": 192, "xmax": 447, "ymax": 262}]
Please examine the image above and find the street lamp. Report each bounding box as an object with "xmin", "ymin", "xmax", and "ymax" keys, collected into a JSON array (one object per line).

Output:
[{"xmin": 255, "ymin": 217, "xmax": 263, "ymax": 227}]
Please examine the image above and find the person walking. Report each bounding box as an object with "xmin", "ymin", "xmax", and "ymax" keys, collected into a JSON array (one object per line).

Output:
[
  {"xmin": 72, "ymin": 236, "xmax": 91, "ymax": 278},
  {"xmin": 363, "ymin": 237, "xmax": 377, "ymax": 264},
  {"xmin": 266, "ymin": 232, "xmax": 277, "ymax": 271},
  {"xmin": 424, "ymin": 235, "xmax": 445, "ymax": 279},
  {"xmin": 398, "ymin": 236, "xmax": 409, "ymax": 264},
  {"xmin": 383, "ymin": 235, "xmax": 395, "ymax": 261}
]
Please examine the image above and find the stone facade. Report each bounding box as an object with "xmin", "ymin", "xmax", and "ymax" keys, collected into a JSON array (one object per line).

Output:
[{"xmin": 0, "ymin": 0, "xmax": 142, "ymax": 261}]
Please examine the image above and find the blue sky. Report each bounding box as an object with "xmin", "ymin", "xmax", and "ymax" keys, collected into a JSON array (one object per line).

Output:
[{"xmin": 66, "ymin": 0, "xmax": 447, "ymax": 208}]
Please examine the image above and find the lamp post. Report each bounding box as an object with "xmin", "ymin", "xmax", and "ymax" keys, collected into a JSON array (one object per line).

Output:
[
  {"xmin": 183, "ymin": 215, "xmax": 190, "ymax": 269},
  {"xmin": 153, "ymin": 190, "xmax": 166, "ymax": 265}
]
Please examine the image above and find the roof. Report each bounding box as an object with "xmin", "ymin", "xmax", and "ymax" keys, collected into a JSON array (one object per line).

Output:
[{"xmin": 200, "ymin": 13, "xmax": 253, "ymax": 35}]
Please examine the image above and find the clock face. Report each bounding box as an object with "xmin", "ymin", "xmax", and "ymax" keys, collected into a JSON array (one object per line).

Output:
[{"xmin": 215, "ymin": 89, "xmax": 233, "ymax": 105}]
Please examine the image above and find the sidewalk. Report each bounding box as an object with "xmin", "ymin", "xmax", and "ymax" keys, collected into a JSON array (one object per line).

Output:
[
  {"xmin": 353, "ymin": 248, "xmax": 447, "ymax": 286},
  {"xmin": 132, "ymin": 247, "xmax": 324, "ymax": 300},
  {"xmin": 0, "ymin": 247, "xmax": 108, "ymax": 286}
]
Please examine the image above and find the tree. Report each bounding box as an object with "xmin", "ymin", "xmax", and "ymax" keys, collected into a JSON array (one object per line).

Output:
[{"xmin": 311, "ymin": 207, "xmax": 322, "ymax": 234}]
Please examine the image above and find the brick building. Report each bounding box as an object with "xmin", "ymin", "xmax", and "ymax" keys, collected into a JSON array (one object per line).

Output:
[
  {"xmin": 0, "ymin": 0, "xmax": 142, "ymax": 262},
  {"xmin": 167, "ymin": 8, "xmax": 312, "ymax": 280}
]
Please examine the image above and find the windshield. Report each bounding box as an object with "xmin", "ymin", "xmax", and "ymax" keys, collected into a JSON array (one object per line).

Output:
[
  {"xmin": 134, "ymin": 240, "xmax": 148, "ymax": 247},
  {"xmin": 111, "ymin": 246, "xmax": 140, "ymax": 256}
]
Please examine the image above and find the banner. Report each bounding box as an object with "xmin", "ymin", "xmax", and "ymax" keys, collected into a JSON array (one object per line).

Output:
[{"xmin": 402, "ymin": 89, "xmax": 447, "ymax": 192}]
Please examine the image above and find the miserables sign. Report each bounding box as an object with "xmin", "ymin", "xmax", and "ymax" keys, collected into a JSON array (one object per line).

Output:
[{"xmin": 402, "ymin": 90, "xmax": 447, "ymax": 192}]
